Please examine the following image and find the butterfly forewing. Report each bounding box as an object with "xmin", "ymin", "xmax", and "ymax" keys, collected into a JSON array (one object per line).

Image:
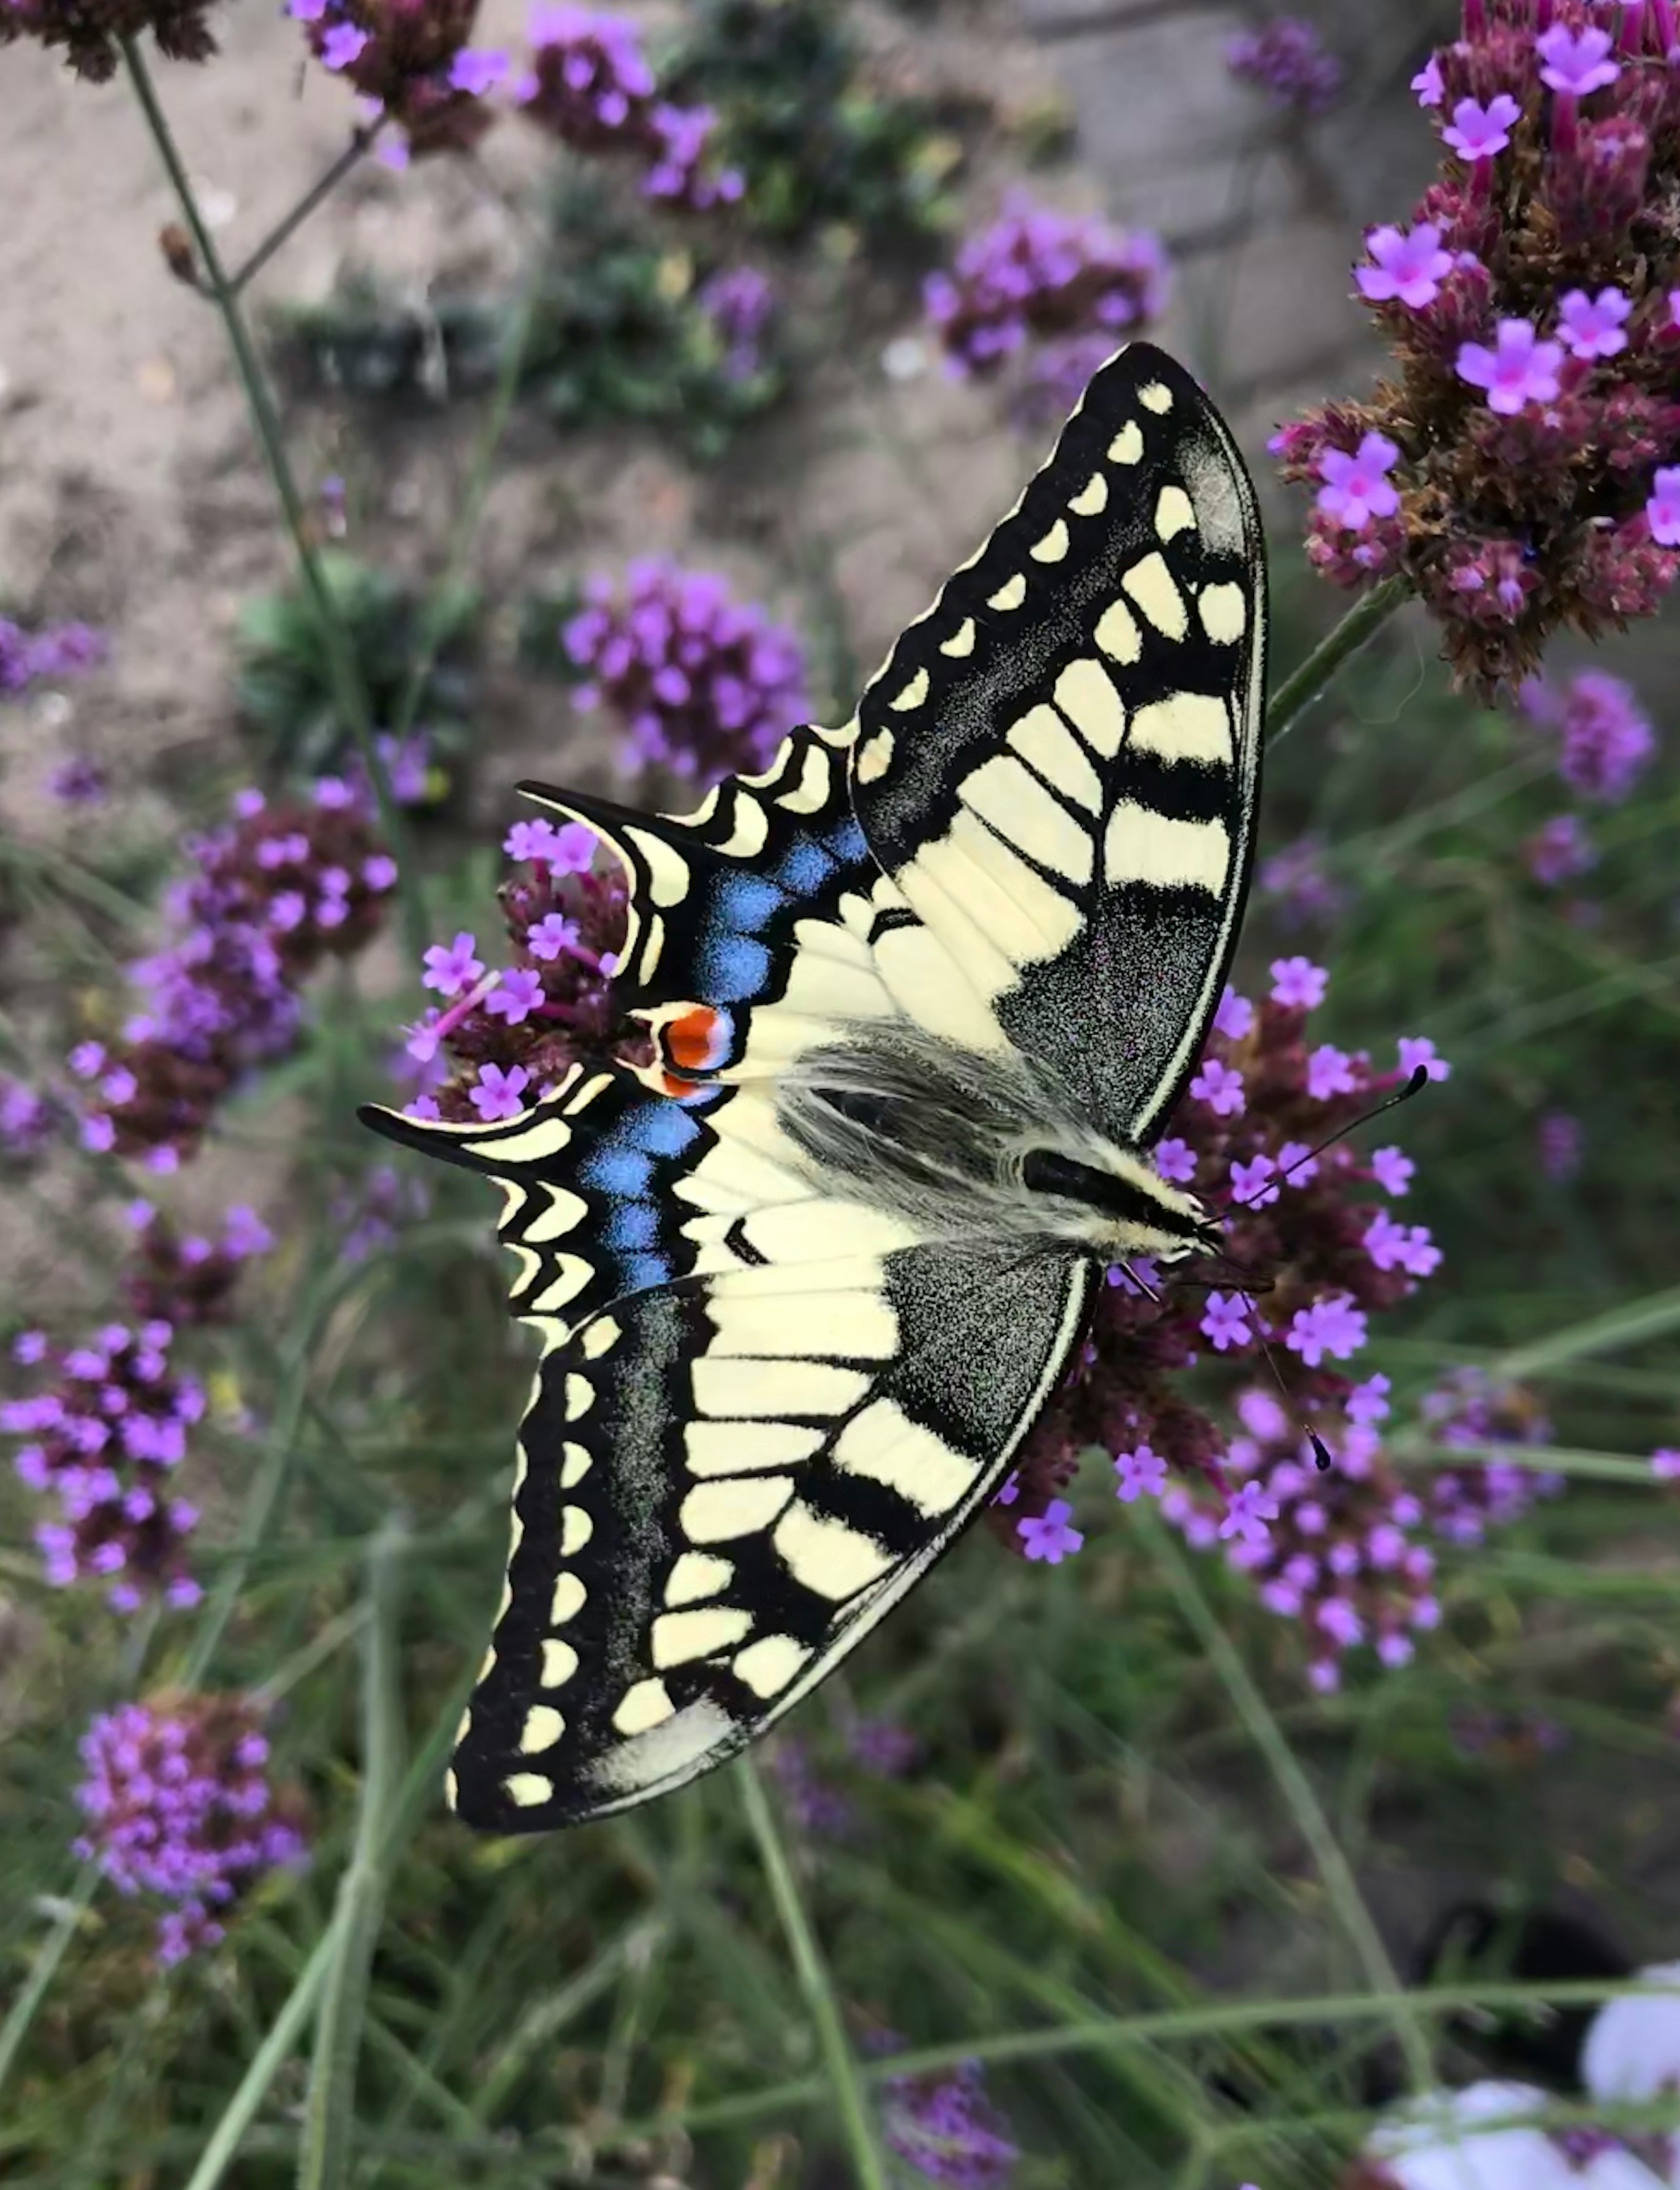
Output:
[{"xmin": 847, "ymin": 341, "xmax": 1267, "ymax": 1146}]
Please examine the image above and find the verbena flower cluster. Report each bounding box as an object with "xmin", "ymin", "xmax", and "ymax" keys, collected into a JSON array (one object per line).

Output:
[
  {"xmin": 926, "ymin": 192, "xmax": 1171, "ymax": 380},
  {"xmin": 518, "ymin": 5, "xmax": 743, "ymax": 210},
  {"xmin": 1270, "ymin": 0, "xmax": 1680, "ymax": 698},
  {"xmin": 1225, "ymin": 17, "xmax": 1344, "ymax": 114},
  {"xmin": 1515, "ymin": 663, "xmax": 1657, "ymax": 887},
  {"xmin": 697, "ymin": 265, "xmax": 776, "ymax": 382},
  {"xmin": 330, "ymin": 1163, "xmax": 432, "ymax": 1261},
  {"xmin": 767, "ymin": 1713, "xmax": 919, "ymax": 1839},
  {"xmin": 878, "ymin": 2053, "xmax": 1019, "ymax": 2190},
  {"xmin": 0, "ymin": 0, "xmax": 219, "ymax": 80},
  {"xmin": 73, "ymin": 1694, "xmax": 306, "ymax": 1966},
  {"xmin": 0, "ymin": 615, "xmax": 105, "ymax": 694},
  {"xmin": 398, "ymin": 817, "xmax": 627, "ymax": 1124},
  {"xmin": 996, "ymin": 959, "xmax": 1458, "ymax": 1689},
  {"xmin": 0, "ymin": 1079, "xmax": 58, "ymax": 1162},
  {"xmin": 561, "ymin": 560, "xmax": 809, "ymax": 782},
  {"xmin": 2, "ymin": 1320, "xmax": 209, "ymax": 1611},
  {"xmin": 1416, "ymin": 1365, "xmax": 1564, "ymax": 1541},
  {"xmin": 288, "ymin": 0, "xmax": 497, "ymax": 167},
  {"xmin": 1258, "ymin": 832, "xmax": 1350, "ymax": 930},
  {"xmin": 120, "ymin": 1201, "xmax": 276, "ymax": 1327},
  {"xmin": 65, "ymin": 781, "xmax": 396, "ymax": 1169}
]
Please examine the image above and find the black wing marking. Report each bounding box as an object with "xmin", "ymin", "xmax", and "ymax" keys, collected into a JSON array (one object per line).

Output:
[
  {"xmin": 845, "ymin": 340, "xmax": 1268, "ymax": 1146},
  {"xmin": 449, "ymin": 1241, "xmax": 1092, "ymax": 1831}
]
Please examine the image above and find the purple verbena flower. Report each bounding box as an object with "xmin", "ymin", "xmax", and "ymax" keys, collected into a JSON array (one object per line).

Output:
[
  {"xmin": 1017, "ymin": 1499, "xmax": 1083, "ymax": 1563},
  {"xmin": 73, "ymin": 1694, "xmax": 307, "ymax": 1966},
  {"xmin": 1225, "ymin": 17, "xmax": 1342, "ymax": 113}
]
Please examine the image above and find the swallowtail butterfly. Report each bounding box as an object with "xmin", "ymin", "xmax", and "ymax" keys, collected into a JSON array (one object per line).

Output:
[{"xmin": 360, "ymin": 341, "xmax": 1268, "ymax": 1831}]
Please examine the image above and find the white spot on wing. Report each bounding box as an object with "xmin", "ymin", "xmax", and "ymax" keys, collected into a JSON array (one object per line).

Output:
[
  {"xmin": 958, "ymin": 755, "xmax": 1093, "ymax": 886},
  {"xmin": 733, "ymin": 1633, "xmax": 811, "ymax": 1697},
  {"xmin": 1155, "ymin": 485, "xmax": 1195, "ymax": 541},
  {"xmin": 987, "ymin": 572, "xmax": 1027, "ymax": 611},
  {"xmin": 503, "ymin": 1771, "xmax": 552, "ymax": 1807},
  {"xmin": 1199, "ymin": 582, "xmax": 1247, "ymax": 644},
  {"xmin": 680, "ymin": 1473, "xmax": 798, "ymax": 1542},
  {"xmin": 1122, "ymin": 552, "xmax": 1188, "ymax": 641},
  {"xmin": 1030, "ymin": 517, "xmax": 1070, "ymax": 563},
  {"xmin": 560, "ymin": 1505, "xmax": 593, "ymax": 1554},
  {"xmin": 1104, "ymin": 804, "xmax": 1232, "ymax": 894},
  {"xmin": 520, "ymin": 1706, "xmax": 564, "ymax": 1754},
  {"xmin": 773, "ymin": 1501, "xmax": 895, "ymax": 1599},
  {"xmin": 1139, "ymin": 380, "xmax": 1173, "ymax": 413},
  {"xmin": 1054, "ymin": 660, "xmax": 1127, "ymax": 759},
  {"xmin": 890, "ymin": 667, "xmax": 930, "ymax": 712},
  {"xmin": 552, "ymin": 1572, "xmax": 587, "ymax": 1623},
  {"xmin": 1108, "ymin": 420, "xmax": 1145, "ymax": 464},
  {"xmin": 1128, "ymin": 693, "xmax": 1234, "ymax": 769},
  {"xmin": 652, "ymin": 1605, "xmax": 754, "ymax": 1667},
  {"xmin": 940, "ymin": 619, "xmax": 976, "ymax": 657},
  {"xmin": 666, "ymin": 1550, "xmax": 734, "ymax": 1605},
  {"xmin": 833, "ymin": 1399, "xmax": 981, "ymax": 1515},
  {"xmin": 613, "ymin": 1678, "xmax": 675, "ymax": 1735},
  {"xmin": 1070, "ymin": 472, "xmax": 1108, "ymax": 517}
]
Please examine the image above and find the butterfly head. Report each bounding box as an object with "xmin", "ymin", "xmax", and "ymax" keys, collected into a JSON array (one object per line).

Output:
[{"xmin": 1017, "ymin": 1141, "xmax": 1213, "ymax": 1266}]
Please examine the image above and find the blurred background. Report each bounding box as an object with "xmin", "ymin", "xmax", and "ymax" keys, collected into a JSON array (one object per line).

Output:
[{"xmin": 4, "ymin": 1, "xmax": 1680, "ymax": 2184}]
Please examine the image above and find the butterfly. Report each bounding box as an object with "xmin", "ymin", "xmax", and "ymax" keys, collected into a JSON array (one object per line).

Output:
[{"xmin": 359, "ymin": 339, "xmax": 1268, "ymax": 1832}]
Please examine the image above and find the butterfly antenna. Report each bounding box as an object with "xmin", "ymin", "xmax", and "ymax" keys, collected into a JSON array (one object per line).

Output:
[{"xmin": 1266, "ymin": 1064, "xmax": 1432, "ymax": 1194}]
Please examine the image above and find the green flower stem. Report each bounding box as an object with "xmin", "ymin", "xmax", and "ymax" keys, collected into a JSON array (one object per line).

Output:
[
  {"xmin": 1133, "ymin": 1509, "xmax": 1438, "ymax": 2097},
  {"xmin": 120, "ymin": 40, "xmax": 431, "ymax": 974},
  {"xmin": 587, "ymin": 1976, "xmax": 1657, "ymax": 2155},
  {"xmin": 224, "ymin": 124, "xmax": 383, "ymax": 300},
  {"xmin": 296, "ymin": 1515, "xmax": 409, "ymax": 2190},
  {"xmin": 737, "ymin": 1756, "xmax": 892, "ymax": 2190},
  {"xmin": 386, "ymin": 240, "xmax": 550, "ymax": 755},
  {"xmin": 1266, "ymin": 574, "xmax": 1410, "ymax": 748}
]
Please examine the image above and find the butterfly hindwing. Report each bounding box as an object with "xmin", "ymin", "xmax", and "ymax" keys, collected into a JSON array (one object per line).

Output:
[
  {"xmin": 450, "ymin": 1241, "xmax": 1092, "ymax": 1831},
  {"xmin": 846, "ymin": 340, "xmax": 1267, "ymax": 1145}
]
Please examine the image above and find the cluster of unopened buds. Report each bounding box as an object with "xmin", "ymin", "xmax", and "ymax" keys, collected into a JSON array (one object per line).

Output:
[
  {"xmin": 74, "ymin": 1694, "xmax": 307, "ymax": 1966},
  {"xmin": 1270, "ymin": 0, "xmax": 1680, "ymax": 697},
  {"xmin": 63, "ymin": 780, "xmax": 395, "ymax": 1169},
  {"xmin": 926, "ymin": 191, "xmax": 1171, "ymax": 381},
  {"xmin": 994, "ymin": 957, "xmax": 1467, "ymax": 1690}
]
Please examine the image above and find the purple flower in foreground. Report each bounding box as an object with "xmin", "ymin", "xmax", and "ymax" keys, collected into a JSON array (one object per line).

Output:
[
  {"xmin": 1557, "ymin": 286, "xmax": 1632, "ymax": 361},
  {"xmin": 1356, "ymin": 223, "xmax": 1454, "ymax": 310},
  {"xmin": 1315, "ymin": 433, "xmax": 1402, "ymax": 531},
  {"xmin": 422, "ymin": 932, "xmax": 486, "ymax": 997},
  {"xmin": 1017, "ymin": 1499, "xmax": 1083, "ymax": 1563},
  {"xmin": 470, "ymin": 1061, "xmax": 530, "ymax": 1122},
  {"xmin": 1440, "ymin": 93, "xmax": 1520, "ymax": 160},
  {"xmin": 1535, "ymin": 23, "xmax": 1621, "ymax": 97},
  {"xmin": 1396, "ymin": 1036, "xmax": 1449, "ymax": 1082},
  {"xmin": 1648, "ymin": 466, "xmax": 1680, "ymax": 547},
  {"xmin": 484, "ymin": 968, "xmax": 545, "ymax": 1025},
  {"xmin": 1270, "ymin": 956, "xmax": 1329, "ymax": 1009},
  {"xmin": 1201, "ymin": 1293, "xmax": 1253, "ymax": 1353},
  {"xmin": 1190, "ymin": 1057, "xmax": 1245, "ymax": 1116},
  {"xmin": 1114, "ymin": 1443, "xmax": 1168, "ymax": 1502},
  {"xmin": 448, "ymin": 44, "xmax": 507, "ymax": 94},
  {"xmin": 1456, "ymin": 319, "xmax": 1565, "ymax": 415},
  {"xmin": 73, "ymin": 1694, "xmax": 307, "ymax": 1966}
]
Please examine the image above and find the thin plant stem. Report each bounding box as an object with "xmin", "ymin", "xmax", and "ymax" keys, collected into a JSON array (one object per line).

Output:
[
  {"xmin": 585, "ymin": 1977, "xmax": 1659, "ymax": 2153},
  {"xmin": 181, "ymin": 1266, "xmax": 343, "ymax": 1688},
  {"xmin": 0, "ymin": 1864, "xmax": 101, "ymax": 2102},
  {"xmin": 120, "ymin": 39, "xmax": 431, "ymax": 972},
  {"xmin": 226, "ymin": 124, "xmax": 382, "ymax": 298},
  {"xmin": 296, "ymin": 1515, "xmax": 409, "ymax": 2190},
  {"xmin": 1266, "ymin": 574, "xmax": 1410, "ymax": 747},
  {"xmin": 1133, "ymin": 1510, "xmax": 1439, "ymax": 2096},
  {"xmin": 737, "ymin": 1757, "xmax": 892, "ymax": 2190},
  {"xmin": 385, "ymin": 243, "xmax": 550, "ymax": 755}
]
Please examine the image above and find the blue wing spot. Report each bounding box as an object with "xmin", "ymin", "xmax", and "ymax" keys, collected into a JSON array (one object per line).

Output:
[
  {"xmin": 714, "ymin": 874, "xmax": 786, "ymax": 932},
  {"xmin": 580, "ymin": 1148, "xmax": 655, "ymax": 1196},
  {"xmin": 619, "ymin": 1253, "xmax": 672, "ymax": 1293},
  {"xmin": 827, "ymin": 817, "xmax": 868, "ymax": 865},
  {"xmin": 602, "ymin": 1202, "xmax": 661, "ymax": 1250},
  {"xmin": 774, "ymin": 838, "xmax": 834, "ymax": 895},
  {"xmin": 697, "ymin": 933, "xmax": 772, "ymax": 1003},
  {"xmin": 621, "ymin": 1101, "xmax": 704, "ymax": 1156}
]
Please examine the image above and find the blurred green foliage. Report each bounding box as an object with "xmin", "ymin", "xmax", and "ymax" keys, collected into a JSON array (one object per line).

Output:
[
  {"xmin": 234, "ymin": 552, "xmax": 481, "ymax": 805},
  {"xmin": 664, "ymin": 0, "xmax": 973, "ymax": 252}
]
